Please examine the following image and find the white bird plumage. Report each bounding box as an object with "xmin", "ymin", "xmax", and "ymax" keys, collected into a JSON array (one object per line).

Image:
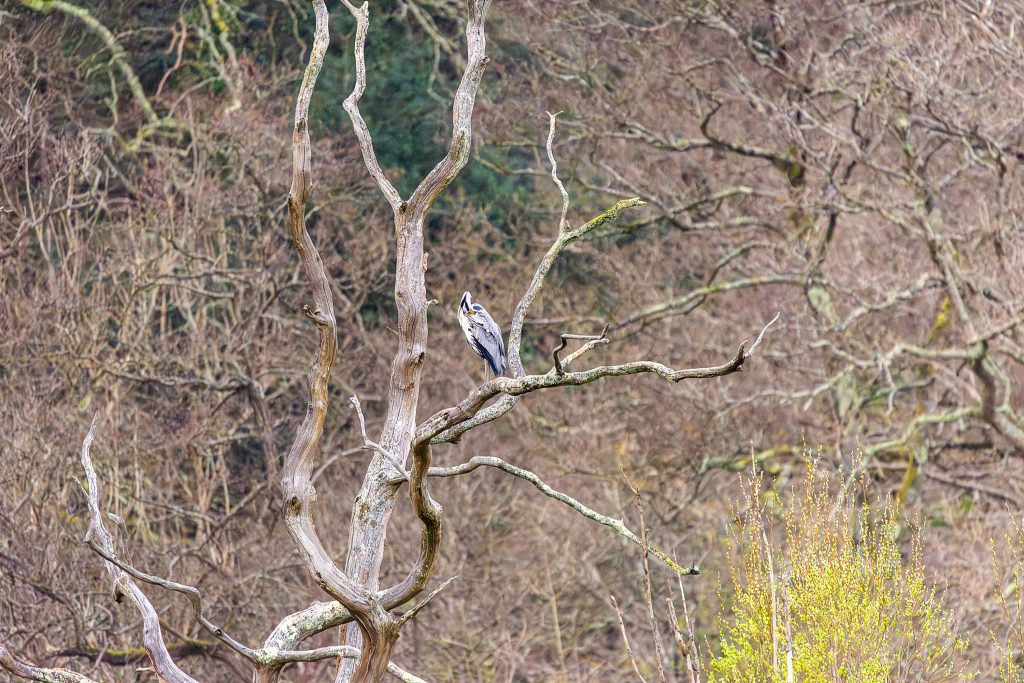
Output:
[{"xmin": 457, "ymin": 291, "xmax": 508, "ymax": 377}]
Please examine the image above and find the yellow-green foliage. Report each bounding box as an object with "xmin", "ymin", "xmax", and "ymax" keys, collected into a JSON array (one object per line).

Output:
[
  {"xmin": 993, "ymin": 519, "xmax": 1024, "ymax": 682},
  {"xmin": 709, "ymin": 466, "xmax": 970, "ymax": 682}
]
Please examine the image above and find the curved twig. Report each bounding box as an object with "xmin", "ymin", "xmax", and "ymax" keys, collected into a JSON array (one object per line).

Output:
[{"xmin": 552, "ymin": 323, "xmax": 611, "ymax": 374}]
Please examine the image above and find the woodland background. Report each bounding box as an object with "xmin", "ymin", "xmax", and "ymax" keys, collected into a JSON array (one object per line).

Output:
[{"xmin": 2, "ymin": 0, "xmax": 1024, "ymax": 680}]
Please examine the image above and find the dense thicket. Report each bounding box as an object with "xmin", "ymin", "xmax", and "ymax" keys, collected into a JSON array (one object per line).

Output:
[{"xmin": 2, "ymin": 1, "xmax": 1024, "ymax": 680}]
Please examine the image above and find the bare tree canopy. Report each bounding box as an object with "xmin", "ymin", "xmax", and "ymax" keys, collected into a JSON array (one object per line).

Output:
[{"xmin": 2, "ymin": 0, "xmax": 1024, "ymax": 680}]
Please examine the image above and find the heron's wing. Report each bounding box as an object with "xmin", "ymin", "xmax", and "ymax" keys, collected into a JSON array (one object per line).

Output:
[{"xmin": 473, "ymin": 310, "xmax": 508, "ymax": 376}]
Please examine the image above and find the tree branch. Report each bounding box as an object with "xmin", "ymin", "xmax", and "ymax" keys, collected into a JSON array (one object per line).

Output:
[
  {"xmin": 619, "ymin": 276, "xmax": 800, "ymax": 329},
  {"xmin": 21, "ymin": 0, "xmax": 159, "ymax": 126},
  {"xmin": 340, "ymin": 1, "xmax": 402, "ymax": 212},
  {"xmin": 546, "ymin": 111, "xmax": 570, "ymax": 232},
  {"xmin": 428, "ymin": 197, "xmax": 646, "ymax": 444},
  {"xmin": 83, "ymin": 540, "xmax": 257, "ymax": 662},
  {"xmin": 0, "ymin": 642, "xmax": 99, "ymax": 683},
  {"xmin": 377, "ymin": 440, "xmax": 443, "ymax": 611},
  {"xmin": 610, "ymin": 595, "xmax": 648, "ymax": 683},
  {"xmin": 406, "ymin": 0, "xmax": 493, "ymax": 215},
  {"xmin": 973, "ymin": 349, "xmax": 1024, "ymax": 451},
  {"xmin": 552, "ymin": 323, "xmax": 610, "ymax": 374},
  {"xmin": 396, "ymin": 575, "xmax": 457, "ymax": 627},
  {"xmin": 277, "ymin": 1, "xmax": 387, "ymax": 669},
  {"xmin": 350, "ymin": 395, "xmax": 409, "ymax": 480},
  {"xmin": 398, "ymin": 456, "xmax": 700, "ymax": 576},
  {"xmin": 254, "ymin": 643, "xmax": 426, "ymax": 682},
  {"xmin": 78, "ymin": 415, "xmax": 201, "ymax": 683},
  {"xmin": 334, "ymin": 3, "xmax": 493, "ymax": 679},
  {"xmin": 420, "ymin": 314, "xmax": 778, "ymax": 447}
]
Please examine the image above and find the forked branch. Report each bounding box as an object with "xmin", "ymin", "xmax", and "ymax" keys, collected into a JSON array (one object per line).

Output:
[{"xmin": 351, "ymin": 395, "xmax": 409, "ymax": 480}]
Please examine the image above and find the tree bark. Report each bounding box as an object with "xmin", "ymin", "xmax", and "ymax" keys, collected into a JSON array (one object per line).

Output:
[
  {"xmin": 335, "ymin": 2, "xmax": 492, "ymax": 678},
  {"xmin": 339, "ymin": 210, "xmax": 429, "ymax": 678}
]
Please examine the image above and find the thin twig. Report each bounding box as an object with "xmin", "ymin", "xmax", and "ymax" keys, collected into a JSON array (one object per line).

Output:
[
  {"xmin": 396, "ymin": 576, "xmax": 457, "ymax": 627},
  {"xmin": 675, "ymin": 566, "xmax": 701, "ymax": 682},
  {"xmin": 350, "ymin": 395, "xmax": 409, "ymax": 480},
  {"xmin": 546, "ymin": 111, "xmax": 570, "ymax": 232},
  {"xmin": 610, "ymin": 595, "xmax": 647, "ymax": 683},
  {"xmin": 624, "ymin": 472, "xmax": 668, "ymax": 683},
  {"xmin": 552, "ymin": 323, "xmax": 611, "ymax": 374},
  {"xmin": 745, "ymin": 311, "xmax": 780, "ymax": 358},
  {"xmin": 666, "ymin": 599, "xmax": 697, "ymax": 683},
  {"xmin": 766, "ymin": 530, "xmax": 779, "ymax": 675}
]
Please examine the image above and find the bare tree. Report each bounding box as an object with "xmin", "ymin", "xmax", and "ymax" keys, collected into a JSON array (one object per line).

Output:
[
  {"xmin": 482, "ymin": 0, "xmax": 1024, "ymax": 490},
  {"xmin": 1, "ymin": 2, "xmax": 778, "ymax": 682}
]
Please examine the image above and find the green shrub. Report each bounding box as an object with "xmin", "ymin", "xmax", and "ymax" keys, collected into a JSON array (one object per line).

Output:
[
  {"xmin": 708, "ymin": 466, "xmax": 971, "ymax": 682},
  {"xmin": 992, "ymin": 519, "xmax": 1024, "ymax": 682}
]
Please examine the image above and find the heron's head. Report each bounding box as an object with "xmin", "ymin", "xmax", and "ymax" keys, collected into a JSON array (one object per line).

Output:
[{"xmin": 460, "ymin": 291, "xmax": 473, "ymax": 314}]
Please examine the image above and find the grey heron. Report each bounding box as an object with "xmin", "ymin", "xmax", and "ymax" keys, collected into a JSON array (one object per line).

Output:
[{"xmin": 458, "ymin": 291, "xmax": 508, "ymax": 378}]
